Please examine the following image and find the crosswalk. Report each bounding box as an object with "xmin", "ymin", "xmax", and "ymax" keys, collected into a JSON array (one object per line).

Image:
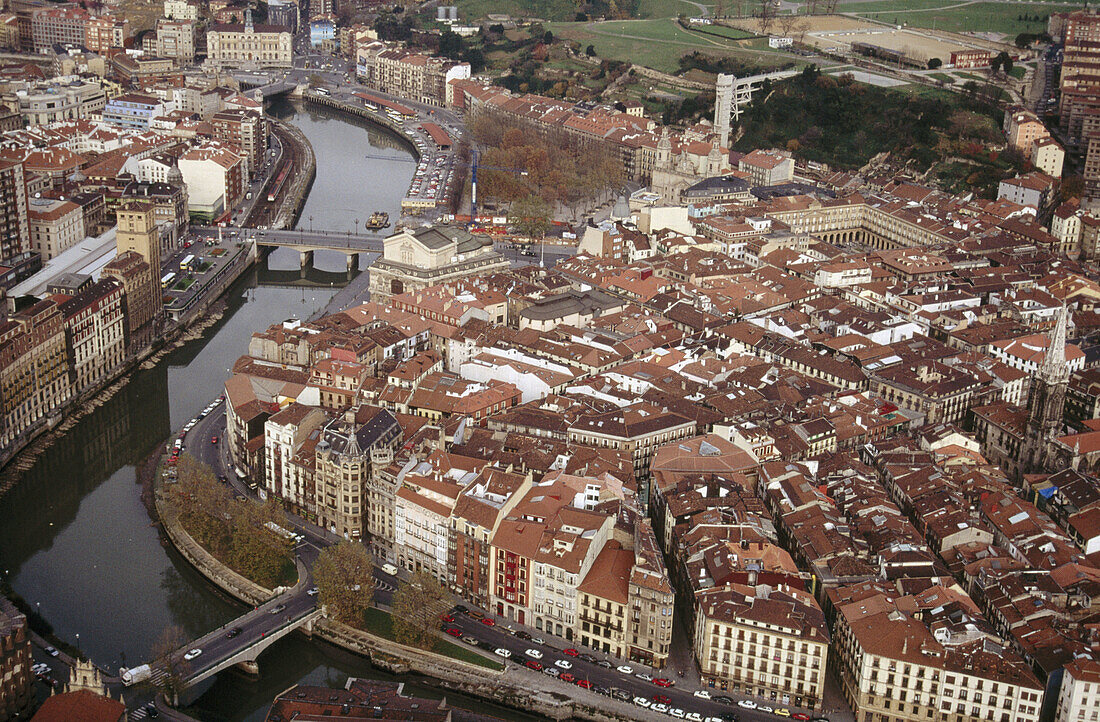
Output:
[{"xmin": 374, "ymin": 577, "xmax": 395, "ymax": 593}]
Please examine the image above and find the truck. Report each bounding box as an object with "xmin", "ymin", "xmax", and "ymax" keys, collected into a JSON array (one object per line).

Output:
[
  {"xmin": 264, "ymin": 520, "xmax": 304, "ymax": 544},
  {"xmin": 121, "ymin": 664, "xmax": 152, "ymax": 686},
  {"xmin": 246, "ymin": 191, "xmax": 253, "ymax": 200}
]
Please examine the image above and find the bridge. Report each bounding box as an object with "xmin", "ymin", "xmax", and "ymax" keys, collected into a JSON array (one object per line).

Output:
[
  {"xmin": 725, "ymin": 69, "xmax": 801, "ymax": 121},
  {"xmin": 136, "ymin": 576, "xmax": 322, "ymax": 705},
  {"xmin": 192, "ymin": 225, "xmax": 386, "ymax": 270},
  {"xmin": 233, "ymin": 72, "xmax": 300, "ymax": 100}
]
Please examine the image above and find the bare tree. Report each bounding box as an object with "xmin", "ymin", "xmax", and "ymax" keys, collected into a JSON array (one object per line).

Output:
[
  {"xmin": 314, "ymin": 541, "xmax": 375, "ymax": 626},
  {"xmin": 150, "ymin": 625, "xmax": 190, "ymax": 706},
  {"xmin": 391, "ymin": 572, "xmax": 448, "ymax": 651},
  {"xmin": 777, "ymin": 11, "xmax": 800, "ymax": 38},
  {"xmin": 758, "ymin": 0, "xmax": 776, "ymax": 34}
]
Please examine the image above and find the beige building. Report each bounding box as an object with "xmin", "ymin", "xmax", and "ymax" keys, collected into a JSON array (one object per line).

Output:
[
  {"xmin": 1056, "ymin": 658, "xmax": 1100, "ymax": 722},
  {"xmin": 694, "ymin": 585, "xmax": 829, "ymax": 710},
  {"xmin": 206, "ymin": 13, "xmax": 292, "ymax": 69},
  {"xmin": 264, "ymin": 403, "xmax": 328, "ymax": 518},
  {"xmin": 830, "ymin": 586, "xmax": 1044, "ymax": 722},
  {"xmin": 314, "ymin": 407, "xmax": 401, "ymax": 540},
  {"xmin": 28, "ymin": 197, "xmax": 84, "ymax": 260},
  {"xmin": 14, "ymin": 78, "xmax": 106, "ymax": 126},
  {"xmin": 156, "ymin": 19, "xmax": 196, "ymax": 65},
  {"xmin": 1032, "ymin": 136, "xmax": 1065, "ymax": 178},
  {"xmin": 0, "ymin": 299, "xmax": 72, "ymax": 453},
  {"xmin": 355, "ymin": 40, "xmax": 470, "ymax": 106},
  {"xmin": 369, "ymin": 225, "xmax": 509, "ymax": 301},
  {"xmin": 164, "ymin": 0, "xmax": 199, "ymax": 20}
]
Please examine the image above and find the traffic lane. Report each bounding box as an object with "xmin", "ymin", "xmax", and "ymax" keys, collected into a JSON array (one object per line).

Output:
[
  {"xmin": 182, "ymin": 592, "xmax": 316, "ymax": 673},
  {"xmin": 445, "ymin": 613, "xmax": 780, "ymax": 722}
]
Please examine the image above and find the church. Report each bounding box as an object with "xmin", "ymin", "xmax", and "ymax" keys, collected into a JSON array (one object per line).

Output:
[{"xmin": 368, "ymin": 224, "xmax": 509, "ymax": 301}]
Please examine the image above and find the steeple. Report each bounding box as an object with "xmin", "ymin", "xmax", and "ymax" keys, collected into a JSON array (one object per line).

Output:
[
  {"xmin": 245, "ymin": 7, "xmax": 254, "ymax": 31},
  {"xmin": 1039, "ymin": 305, "xmax": 1071, "ymax": 384},
  {"xmin": 657, "ymin": 127, "xmax": 672, "ymax": 169},
  {"xmin": 344, "ymin": 408, "xmax": 361, "ymax": 456}
]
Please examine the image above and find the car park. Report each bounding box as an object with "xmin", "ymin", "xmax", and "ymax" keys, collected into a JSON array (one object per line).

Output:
[{"xmin": 184, "ymin": 648, "xmax": 202, "ymax": 660}]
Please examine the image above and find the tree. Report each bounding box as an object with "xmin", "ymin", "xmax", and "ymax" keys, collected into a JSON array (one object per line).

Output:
[
  {"xmin": 543, "ymin": 30, "xmax": 554, "ymax": 43},
  {"xmin": 758, "ymin": 0, "xmax": 776, "ymax": 34},
  {"xmin": 927, "ymin": 57, "xmax": 942, "ymax": 69},
  {"xmin": 586, "ymin": 44, "xmax": 597, "ymax": 56},
  {"xmin": 391, "ymin": 572, "xmax": 447, "ymax": 651},
  {"xmin": 510, "ymin": 195, "xmax": 552, "ymax": 241},
  {"xmin": 227, "ymin": 498, "xmax": 294, "ymax": 588},
  {"xmin": 313, "ymin": 541, "xmax": 375, "ymax": 626},
  {"xmin": 150, "ymin": 625, "xmax": 190, "ymax": 706}
]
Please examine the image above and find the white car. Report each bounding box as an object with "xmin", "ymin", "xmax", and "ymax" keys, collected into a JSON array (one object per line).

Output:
[
  {"xmin": 183, "ymin": 648, "xmax": 202, "ymax": 661},
  {"xmin": 669, "ymin": 709, "xmax": 685, "ymax": 719},
  {"xmin": 525, "ymin": 648, "xmax": 543, "ymax": 659},
  {"xmin": 757, "ymin": 706, "xmax": 774, "ymax": 714},
  {"xmin": 530, "ymin": 636, "xmax": 545, "ymax": 645},
  {"xmin": 633, "ymin": 697, "xmax": 651, "ymax": 708},
  {"xmin": 737, "ymin": 700, "xmax": 758, "ymax": 709},
  {"xmin": 617, "ymin": 665, "xmax": 634, "ymax": 674},
  {"xmin": 493, "ymin": 648, "xmax": 511, "ymax": 658},
  {"xmin": 554, "ymin": 659, "xmax": 572, "ymax": 669},
  {"xmin": 652, "ymin": 703, "xmax": 669, "ymax": 714},
  {"xmin": 307, "ymin": 587, "xmax": 319, "ymax": 596},
  {"xmin": 686, "ymin": 714, "xmax": 703, "ymax": 722},
  {"xmin": 693, "ymin": 690, "xmax": 711, "ymax": 699},
  {"xmin": 636, "ymin": 672, "xmax": 653, "ymax": 681},
  {"xmin": 544, "ymin": 667, "xmax": 560, "ymax": 677}
]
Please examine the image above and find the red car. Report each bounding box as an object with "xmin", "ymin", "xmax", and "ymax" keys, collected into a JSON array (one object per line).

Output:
[
  {"xmin": 525, "ymin": 660, "xmax": 543, "ymax": 671},
  {"xmin": 654, "ymin": 678, "xmax": 674, "ymax": 687},
  {"xmin": 560, "ymin": 673, "xmax": 575, "ymax": 683},
  {"xmin": 441, "ymin": 614, "xmax": 454, "ymax": 623},
  {"xmin": 211, "ymin": 436, "xmax": 218, "ymax": 445},
  {"xmin": 563, "ymin": 648, "xmax": 579, "ymax": 657},
  {"xmin": 480, "ymin": 618, "xmax": 495, "ymax": 626},
  {"xmin": 445, "ymin": 627, "xmax": 462, "ymax": 637},
  {"xmin": 576, "ymin": 679, "xmax": 592, "ymax": 689},
  {"xmin": 792, "ymin": 715, "xmax": 811, "ymax": 721}
]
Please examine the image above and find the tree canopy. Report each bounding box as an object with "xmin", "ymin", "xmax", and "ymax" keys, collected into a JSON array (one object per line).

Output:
[
  {"xmin": 313, "ymin": 542, "xmax": 375, "ymax": 626},
  {"xmin": 391, "ymin": 572, "xmax": 447, "ymax": 651}
]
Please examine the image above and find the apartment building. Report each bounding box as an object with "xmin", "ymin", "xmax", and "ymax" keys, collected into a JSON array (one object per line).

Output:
[
  {"xmin": 56, "ymin": 279, "xmax": 125, "ymax": 394},
  {"xmin": 102, "ymin": 93, "xmax": 167, "ymax": 130},
  {"xmin": 31, "ymin": 7, "xmax": 89, "ymax": 51},
  {"xmin": 1056, "ymin": 657, "xmax": 1100, "ymax": 722},
  {"xmin": 0, "ymin": 159, "xmax": 27, "ymax": 262},
  {"xmin": 1003, "ymin": 107, "xmax": 1049, "ymax": 154},
  {"xmin": 264, "ymin": 403, "xmax": 328, "ymax": 518},
  {"xmin": 0, "ymin": 299, "xmax": 72, "ymax": 452},
  {"xmin": 355, "ymin": 40, "xmax": 470, "ymax": 106},
  {"xmin": 84, "ymin": 15, "xmax": 128, "ymax": 54},
  {"xmin": 164, "ymin": 0, "xmax": 200, "ymax": 21},
  {"xmin": 694, "ymin": 585, "xmax": 829, "ymax": 710},
  {"xmin": 102, "ymin": 251, "xmax": 158, "ymax": 346},
  {"xmin": 155, "ymin": 19, "xmax": 196, "ymax": 65},
  {"xmin": 178, "ymin": 143, "xmax": 246, "ymax": 221},
  {"xmin": 211, "ymin": 108, "xmax": 267, "ymax": 178},
  {"xmin": 739, "ymin": 149, "xmax": 795, "ymax": 187},
  {"xmin": 314, "ymin": 407, "xmax": 401, "ymax": 539},
  {"xmin": 0, "ymin": 598, "xmax": 33, "ymax": 721},
  {"xmin": 830, "ymin": 586, "xmax": 1044, "ymax": 722},
  {"xmin": 28, "ymin": 197, "xmax": 84, "ymax": 260}
]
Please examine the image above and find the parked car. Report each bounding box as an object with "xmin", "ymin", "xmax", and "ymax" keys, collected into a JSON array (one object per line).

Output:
[
  {"xmin": 774, "ymin": 710, "xmax": 792, "ymax": 718},
  {"xmin": 596, "ymin": 659, "xmax": 613, "ymax": 668},
  {"xmin": 737, "ymin": 701, "xmax": 758, "ymax": 709},
  {"xmin": 653, "ymin": 694, "xmax": 672, "ymax": 704},
  {"xmin": 560, "ymin": 672, "xmax": 575, "ymax": 683},
  {"xmin": 633, "ymin": 697, "xmax": 651, "ymax": 709},
  {"xmin": 652, "ymin": 704, "xmax": 670, "ymax": 714},
  {"xmin": 563, "ymin": 648, "xmax": 579, "ymax": 656},
  {"xmin": 636, "ymin": 672, "xmax": 654, "ymax": 682},
  {"xmin": 686, "ymin": 713, "xmax": 703, "ymax": 722},
  {"xmin": 493, "ymin": 648, "xmax": 511, "ymax": 658},
  {"xmin": 461, "ymin": 635, "xmax": 478, "ymax": 645},
  {"xmin": 480, "ymin": 618, "xmax": 495, "ymax": 626},
  {"xmin": 654, "ymin": 678, "xmax": 673, "ymax": 687},
  {"xmin": 669, "ymin": 708, "xmax": 685, "ymax": 718},
  {"xmin": 525, "ymin": 648, "xmax": 543, "ymax": 659},
  {"xmin": 440, "ymin": 614, "xmax": 454, "ymax": 623},
  {"xmin": 544, "ymin": 667, "xmax": 560, "ymax": 677},
  {"xmin": 525, "ymin": 660, "xmax": 543, "ymax": 671},
  {"xmin": 616, "ymin": 665, "xmax": 634, "ymax": 674},
  {"xmin": 694, "ymin": 690, "xmax": 711, "ymax": 699},
  {"xmin": 576, "ymin": 679, "xmax": 591, "ymax": 689},
  {"xmin": 554, "ymin": 659, "xmax": 572, "ymax": 669},
  {"xmin": 446, "ymin": 628, "xmax": 462, "ymax": 637}
]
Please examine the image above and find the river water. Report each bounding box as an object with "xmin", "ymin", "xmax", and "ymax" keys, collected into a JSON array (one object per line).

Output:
[{"xmin": 0, "ymin": 101, "xmax": 538, "ymax": 722}]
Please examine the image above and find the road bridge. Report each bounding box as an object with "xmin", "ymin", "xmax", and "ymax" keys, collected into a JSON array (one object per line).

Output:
[
  {"xmin": 233, "ymin": 73, "xmax": 300, "ymax": 99},
  {"xmin": 192, "ymin": 225, "xmax": 385, "ymax": 270}
]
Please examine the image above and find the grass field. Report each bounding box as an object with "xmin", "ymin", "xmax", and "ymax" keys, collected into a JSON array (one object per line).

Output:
[
  {"xmin": 550, "ymin": 18, "xmax": 796, "ymax": 73},
  {"xmin": 846, "ymin": 1, "xmax": 1085, "ymax": 36},
  {"xmin": 454, "ymin": 0, "xmax": 576, "ymax": 22},
  {"xmin": 691, "ymin": 23, "xmax": 757, "ymax": 40},
  {"xmin": 361, "ymin": 609, "xmax": 504, "ymax": 671},
  {"xmin": 928, "ymin": 72, "xmax": 954, "ymax": 83}
]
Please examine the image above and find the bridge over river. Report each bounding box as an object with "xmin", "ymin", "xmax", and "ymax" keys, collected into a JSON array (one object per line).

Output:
[{"xmin": 192, "ymin": 225, "xmax": 385, "ymax": 270}]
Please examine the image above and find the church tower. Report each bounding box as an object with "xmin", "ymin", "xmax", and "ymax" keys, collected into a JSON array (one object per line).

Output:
[
  {"xmin": 1024, "ymin": 305, "xmax": 1071, "ymax": 474},
  {"xmin": 656, "ymin": 127, "xmax": 672, "ymax": 170}
]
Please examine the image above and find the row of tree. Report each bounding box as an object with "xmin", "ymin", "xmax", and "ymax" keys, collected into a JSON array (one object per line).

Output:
[{"xmin": 172, "ymin": 455, "xmax": 294, "ymax": 589}]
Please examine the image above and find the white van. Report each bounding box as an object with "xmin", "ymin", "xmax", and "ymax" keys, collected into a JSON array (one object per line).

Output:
[{"xmin": 381, "ymin": 563, "xmax": 398, "ymax": 576}]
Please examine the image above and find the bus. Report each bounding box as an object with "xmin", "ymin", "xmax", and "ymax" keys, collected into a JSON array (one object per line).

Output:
[
  {"xmin": 160, "ymin": 272, "xmax": 176, "ymax": 288},
  {"xmin": 264, "ymin": 521, "xmax": 304, "ymax": 544},
  {"xmin": 179, "ymin": 254, "xmax": 195, "ymax": 271}
]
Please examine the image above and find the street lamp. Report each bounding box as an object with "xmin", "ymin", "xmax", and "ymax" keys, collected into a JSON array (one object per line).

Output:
[
  {"xmin": 309, "ymin": 215, "xmax": 313, "ymax": 233},
  {"xmin": 354, "ymin": 218, "xmax": 359, "ymax": 236}
]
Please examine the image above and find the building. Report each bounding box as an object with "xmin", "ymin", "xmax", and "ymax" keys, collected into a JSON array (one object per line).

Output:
[
  {"xmin": 355, "ymin": 40, "xmax": 471, "ymax": 106},
  {"xmin": 1024, "ymin": 306, "xmax": 1072, "ymax": 474},
  {"xmin": 206, "ymin": 12, "xmax": 293, "ymax": 69},
  {"xmin": 110, "ymin": 54, "xmax": 177, "ymax": 89},
  {"xmin": 164, "ymin": 0, "xmax": 199, "ymax": 21},
  {"xmin": 266, "ymin": 678, "xmax": 450, "ymax": 722},
  {"xmin": 31, "ymin": 7, "xmax": 89, "ymax": 52},
  {"xmin": 155, "ymin": 19, "xmax": 196, "ymax": 65},
  {"xmin": 1003, "ymin": 106, "xmax": 1049, "ymax": 153},
  {"xmin": 369, "ymin": 225, "xmax": 509, "ymax": 301},
  {"xmin": 0, "ymin": 597, "xmax": 33, "ymax": 721},
  {"xmin": 263, "ymin": 402, "xmax": 328, "ymax": 518},
  {"xmin": 211, "ymin": 108, "xmax": 267, "ymax": 178},
  {"xmin": 997, "ymin": 172, "xmax": 1054, "ymax": 208},
  {"xmin": 694, "ymin": 585, "xmax": 829, "ymax": 710},
  {"xmin": 0, "ymin": 159, "xmax": 27, "ymax": 262},
  {"xmin": 84, "ymin": 15, "xmax": 128, "ymax": 54},
  {"xmin": 177, "ymin": 144, "xmax": 245, "ymax": 221},
  {"xmin": 1056, "ymin": 657, "xmax": 1100, "ymax": 722},
  {"xmin": 121, "ymin": 178, "xmax": 189, "ymax": 250},
  {"xmin": 1031, "ymin": 136, "xmax": 1065, "ymax": 178},
  {"xmin": 739, "ymin": 149, "xmax": 795, "ymax": 187},
  {"xmin": 28, "ymin": 196, "xmax": 84, "ymax": 260},
  {"xmin": 102, "ymin": 250, "xmax": 158, "ymax": 347},
  {"xmin": 56, "ymin": 279, "xmax": 126, "ymax": 393},
  {"xmin": 101, "ymin": 93, "xmax": 166, "ymax": 130},
  {"xmin": 314, "ymin": 406, "xmax": 401, "ymax": 539},
  {"xmin": 29, "ymin": 689, "xmax": 125, "ymax": 722},
  {"xmin": 0, "ymin": 299, "xmax": 72, "ymax": 453},
  {"xmin": 15, "ymin": 77, "xmax": 106, "ymax": 125},
  {"xmin": 267, "ymin": 0, "xmax": 299, "ymax": 33}
]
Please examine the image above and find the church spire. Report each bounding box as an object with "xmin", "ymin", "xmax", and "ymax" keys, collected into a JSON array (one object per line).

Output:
[{"xmin": 1040, "ymin": 305, "xmax": 1071, "ymax": 384}]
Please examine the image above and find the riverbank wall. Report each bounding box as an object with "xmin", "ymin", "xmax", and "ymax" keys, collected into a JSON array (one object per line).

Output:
[
  {"xmin": 300, "ymin": 92, "xmax": 421, "ymax": 161},
  {"xmin": 271, "ymin": 119, "xmax": 316, "ymax": 231},
  {"xmin": 154, "ymin": 466, "xmax": 667, "ymax": 722}
]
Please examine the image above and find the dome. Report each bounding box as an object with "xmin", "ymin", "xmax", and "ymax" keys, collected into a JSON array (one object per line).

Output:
[
  {"xmin": 610, "ymin": 195, "xmax": 630, "ymax": 221},
  {"xmin": 166, "ymin": 164, "xmax": 183, "ymax": 185}
]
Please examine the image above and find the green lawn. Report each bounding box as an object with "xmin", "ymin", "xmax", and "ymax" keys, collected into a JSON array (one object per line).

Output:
[
  {"xmin": 550, "ymin": 18, "xmax": 797, "ymax": 73},
  {"xmin": 847, "ymin": 1, "xmax": 1085, "ymax": 36},
  {"xmin": 454, "ymin": 0, "xmax": 576, "ymax": 21},
  {"xmin": 637, "ymin": 0, "xmax": 712, "ymax": 18},
  {"xmin": 1008, "ymin": 65, "xmax": 1026, "ymax": 79},
  {"xmin": 689, "ymin": 23, "xmax": 757, "ymax": 40},
  {"xmin": 928, "ymin": 72, "xmax": 954, "ymax": 83},
  {"xmin": 361, "ymin": 608, "xmax": 504, "ymax": 671}
]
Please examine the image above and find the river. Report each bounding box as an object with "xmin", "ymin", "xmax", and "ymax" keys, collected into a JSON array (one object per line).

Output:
[{"xmin": 0, "ymin": 100, "xmax": 539, "ymax": 722}]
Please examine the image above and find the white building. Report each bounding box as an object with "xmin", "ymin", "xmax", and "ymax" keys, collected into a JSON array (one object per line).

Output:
[{"xmin": 1056, "ymin": 657, "xmax": 1100, "ymax": 722}]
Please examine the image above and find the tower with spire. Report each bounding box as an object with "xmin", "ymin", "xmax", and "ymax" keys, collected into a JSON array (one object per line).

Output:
[{"xmin": 1023, "ymin": 305, "xmax": 1072, "ymax": 475}]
